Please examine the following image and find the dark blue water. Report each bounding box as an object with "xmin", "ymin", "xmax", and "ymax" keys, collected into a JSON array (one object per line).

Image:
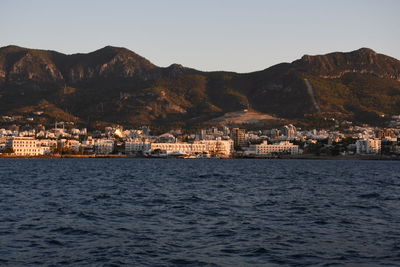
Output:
[{"xmin": 0, "ymin": 159, "xmax": 400, "ymax": 266}]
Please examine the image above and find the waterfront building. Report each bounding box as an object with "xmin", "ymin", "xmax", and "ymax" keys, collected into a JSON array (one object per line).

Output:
[
  {"xmin": 356, "ymin": 139, "xmax": 381, "ymax": 154},
  {"xmin": 247, "ymin": 140, "xmax": 300, "ymax": 156},
  {"xmin": 197, "ymin": 140, "xmax": 233, "ymax": 157},
  {"xmin": 147, "ymin": 139, "xmax": 232, "ymax": 157},
  {"xmin": 94, "ymin": 139, "xmax": 114, "ymax": 154},
  {"xmin": 149, "ymin": 142, "xmax": 206, "ymax": 155},
  {"xmin": 5, "ymin": 137, "xmax": 47, "ymax": 156},
  {"xmin": 125, "ymin": 139, "xmax": 151, "ymax": 154},
  {"xmin": 79, "ymin": 136, "xmax": 95, "ymax": 154}
]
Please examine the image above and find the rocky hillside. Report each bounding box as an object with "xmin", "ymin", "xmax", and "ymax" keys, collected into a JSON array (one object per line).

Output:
[
  {"xmin": 293, "ymin": 48, "xmax": 400, "ymax": 80},
  {"xmin": 0, "ymin": 45, "xmax": 399, "ymax": 129}
]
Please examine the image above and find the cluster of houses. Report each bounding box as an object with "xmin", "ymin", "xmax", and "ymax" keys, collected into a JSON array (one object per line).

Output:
[
  {"xmin": 0, "ymin": 124, "xmax": 301, "ymax": 158},
  {"xmin": 1, "ymin": 122, "xmax": 400, "ymax": 158}
]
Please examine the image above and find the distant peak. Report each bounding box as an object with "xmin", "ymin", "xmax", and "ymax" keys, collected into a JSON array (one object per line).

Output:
[
  {"xmin": 0, "ymin": 45, "xmax": 26, "ymax": 52},
  {"xmin": 355, "ymin": 47, "xmax": 376, "ymax": 54},
  {"xmin": 2, "ymin": 45, "xmax": 22, "ymax": 49},
  {"xmin": 165, "ymin": 63, "xmax": 186, "ymax": 75},
  {"xmin": 350, "ymin": 47, "xmax": 378, "ymax": 57},
  {"xmin": 300, "ymin": 54, "xmax": 312, "ymax": 61},
  {"xmin": 168, "ymin": 63, "xmax": 184, "ymax": 69},
  {"xmin": 95, "ymin": 45, "xmax": 130, "ymax": 53},
  {"xmin": 77, "ymin": 45, "xmax": 158, "ymax": 70},
  {"xmin": 300, "ymin": 48, "xmax": 378, "ymax": 61},
  {"xmin": 89, "ymin": 45, "xmax": 142, "ymax": 59},
  {"xmin": 102, "ymin": 45, "xmax": 126, "ymax": 50}
]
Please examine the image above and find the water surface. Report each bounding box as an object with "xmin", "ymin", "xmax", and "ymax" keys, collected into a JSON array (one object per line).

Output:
[{"xmin": 0, "ymin": 159, "xmax": 399, "ymax": 266}]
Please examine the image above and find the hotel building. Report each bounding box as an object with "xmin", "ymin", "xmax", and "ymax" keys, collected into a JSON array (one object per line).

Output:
[
  {"xmin": 5, "ymin": 137, "xmax": 47, "ymax": 156},
  {"xmin": 248, "ymin": 140, "xmax": 299, "ymax": 155}
]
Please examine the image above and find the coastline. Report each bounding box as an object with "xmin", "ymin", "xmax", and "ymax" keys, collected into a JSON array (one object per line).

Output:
[
  {"xmin": 0, "ymin": 154, "xmax": 127, "ymax": 159},
  {"xmin": 0, "ymin": 154, "xmax": 398, "ymax": 160}
]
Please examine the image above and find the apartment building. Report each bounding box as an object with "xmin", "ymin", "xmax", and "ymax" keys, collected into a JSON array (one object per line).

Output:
[
  {"xmin": 248, "ymin": 140, "xmax": 299, "ymax": 155},
  {"xmin": 5, "ymin": 137, "xmax": 47, "ymax": 156},
  {"xmin": 94, "ymin": 139, "xmax": 115, "ymax": 154},
  {"xmin": 125, "ymin": 139, "xmax": 151, "ymax": 154},
  {"xmin": 356, "ymin": 139, "xmax": 381, "ymax": 154}
]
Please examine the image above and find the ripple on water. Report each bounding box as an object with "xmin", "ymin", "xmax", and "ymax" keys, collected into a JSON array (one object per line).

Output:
[{"xmin": 0, "ymin": 159, "xmax": 399, "ymax": 266}]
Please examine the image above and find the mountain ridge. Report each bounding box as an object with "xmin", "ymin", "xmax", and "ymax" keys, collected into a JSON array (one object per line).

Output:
[
  {"xmin": 293, "ymin": 47, "xmax": 400, "ymax": 80},
  {"xmin": 0, "ymin": 45, "xmax": 399, "ymax": 129}
]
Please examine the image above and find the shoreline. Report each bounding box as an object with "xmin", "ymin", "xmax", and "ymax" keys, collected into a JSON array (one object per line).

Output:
[
  {"xmin": 0, "ymin": 154, "xmax": 127, "ymax": 159},
  {"xmin": 0, "ymin": 154, "xmax": 398, "ymax": 160}
]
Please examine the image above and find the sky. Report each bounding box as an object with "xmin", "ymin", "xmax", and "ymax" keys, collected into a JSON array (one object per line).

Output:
[{"xmin": 1, "ymin": 0, "xmax": 399, "ymax": 73}]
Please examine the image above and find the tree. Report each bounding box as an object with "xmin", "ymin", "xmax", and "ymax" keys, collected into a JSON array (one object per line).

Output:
[{"xmin": 0, "ymin": 147, "xmax": 14, "ymax": 154}]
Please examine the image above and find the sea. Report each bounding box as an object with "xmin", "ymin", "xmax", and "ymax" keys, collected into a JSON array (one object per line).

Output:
[{"xmin": 0, "ymin": 159, "xmax": 399, "ymax": 266}]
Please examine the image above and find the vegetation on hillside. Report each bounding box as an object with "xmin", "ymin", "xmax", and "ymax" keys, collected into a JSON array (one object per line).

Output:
[{"xmin": 0, "ymin": 45, "xmax": 399, "ymax": 129}]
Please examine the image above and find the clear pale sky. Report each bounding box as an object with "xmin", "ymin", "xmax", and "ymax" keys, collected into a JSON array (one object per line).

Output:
[{"xmin": 1, "ymin": 0, "xmax": 399, "ymax": 73}]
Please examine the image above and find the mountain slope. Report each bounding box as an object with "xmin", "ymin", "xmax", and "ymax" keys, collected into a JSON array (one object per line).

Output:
[
  {"xmin": 0, "ymin": 45, "xmax": 399, "ymax": 129},
  {"xmin": 293, "ymin": 48, "xmax": 400, "ymax": 80}
]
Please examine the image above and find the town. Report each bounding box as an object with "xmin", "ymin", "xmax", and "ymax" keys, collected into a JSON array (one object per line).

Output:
[{"xmin": 1, "ymin": 117, "xmax": 400, "ymax": 159}]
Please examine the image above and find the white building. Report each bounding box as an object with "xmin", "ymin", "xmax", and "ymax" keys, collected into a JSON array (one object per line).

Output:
[
  {"xmin": 147, "ymin": 139, "xmax": 233, "ymax": 157},
  {"xmin": 356, "ymin": 139, "xmax": 381, "ymax": 154},
  {"xmin": 5, "ymin": 137, "xmax": 47, "ymax": 156},
  {"xmin": 248, "ymin": 140, "xmax": 300, "ymax": 155},
  {"xmin": 94, "ymin": 139, "xmax": 114, "ymax": 154},
  {"xmin": 197, "ymin": 140, "xmax": 233, "ymax": 157},
  {"xmin": 149, "ymin": 142, "xmax": 206, "ymax": 155},
  {"xmin": 125, "ymin": 139, "xmax": 151, "ymax": 154}
]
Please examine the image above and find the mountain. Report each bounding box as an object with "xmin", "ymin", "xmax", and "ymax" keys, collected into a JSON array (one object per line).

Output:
[
  {"xmin": 293, "ymin": 48, "xmax": 400, "ymax": 80},
  {"xmin": 0, "ymin": 45, "xmax": 399, "ymax": 129}
]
